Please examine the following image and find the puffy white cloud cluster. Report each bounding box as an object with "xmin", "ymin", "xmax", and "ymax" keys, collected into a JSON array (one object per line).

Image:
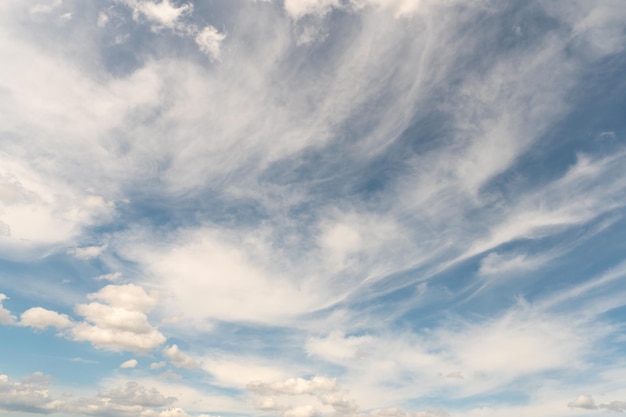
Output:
[
  {"xmin": 163, "ymin": 345, "xmax": 199, "ymax": 369},
  {"xmin": 568, "ymin": 395, "xmax": 626, "ymax": 413},
  {"xmin": 0, "ymin": 294, "xmax": 15, "ymax": 324},
  {"xmin": 248, "ymin": 375, "xmax": 445, "ymax": 417},
  {"xmin": 0, "ymin": 372, "xmax": 63, "ymax": 414},
  {"xmin": 13, "ymin": 284, "xmax": 166, "ymax": 353},
  {"xmin": 0, "ymin": 373, "xmax": 195, "ymax": 417},
  {"xmin": 20, "ymin": 307, "xmax": 72, "ymax": 330},
  {"xmin": 70, "ymin": 284, "xmax": 165, "ymax": 353}
]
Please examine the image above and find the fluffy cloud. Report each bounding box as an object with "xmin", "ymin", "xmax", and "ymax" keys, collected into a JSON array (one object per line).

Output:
[
  {"xmin": 568, "ymin": 394, "xmax": 597, "ymax": 410},
  {"xmin": 248, "ymin": 375, "xmax": 446, "ymax": 417},
  {"xmin": 19, "ymin": 307, "xmax": 72, "ymax": 330},
  {"xmin": 68, "ymin": 245, "xmax": 107, "ymax": 260},
  {"xmin": 87, "ymin": 284, "xmax": 158, "ymax": 313},
  {"xmin": 116, "ymin": 0, "xmax": 192, "ymax": 29},
  {"xmin": 17, "ymin": 284, "xmax": 165, "ymax": 353},
  {"xmin": 0, "ymin": 294, "xmax": 15, "ymax": 325},
  {"xmin": 98, "ymin": 381, "xmax": 176, "ymax": 408},
  {"xmin": 163, "ymin": 345, "xmax": 199, "ymax": 369},
  {"xmin": 195, "ymin": 26, "xmax": 226, "ymax": 60},
  {"xmin": 0, "ymin": 373, "xmax": 63, "ymax": 414},
  {"xmin": 120, "ymin": 359, "xmax": 138, "ymax": 369},
  {"xmin": 600, "ymin": 400, "xmax": 626, "ymax": 412}
]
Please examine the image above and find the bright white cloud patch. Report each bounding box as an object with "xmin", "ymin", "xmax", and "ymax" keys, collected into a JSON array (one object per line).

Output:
[
  {"xmin": 120, "ymin": 359, "xmax": 138, "ymax": 369},
  {"xmin": 0, "ymin": 294, "xmax": 15, "ymax": 325},
  {"xmin": 163, "ymin": 345, "xmax": 199, "ymax": 369},
  {"xmin": 195, "ymin": 26, "xmax": 226, "ymax": 60},
  {"xmin": 20, "ymin": 307, "xmax": 72, "ymax": 330},
  {"xmin": 72, "ymin": 285, "xmax": 166, "ymax": 352},
  {"xmin": 68, "ymin": 245, "xmax": 107, "ymax": 260},
  {"xmin": 568, "ymin": 394, "xmax": 597, "ymax": 410}
]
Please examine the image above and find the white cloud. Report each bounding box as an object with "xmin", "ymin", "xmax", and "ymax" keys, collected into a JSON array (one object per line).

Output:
[
  {"xmin": 88, "ymin": 284, "xmax": 158, "ymax": 313},
  {"xmin": 248, "ymin": 376, "xmax": 338, "ymax": 396},
  {"xmin": 306, "ymin": 332, "xmax": 372, "ymax": 363},
  {"xmin": 29, "ymin": 0, "xmax": 62, "ymax": 14},
  {"xmin": 568, "ymin": 394, "xmax": 597, "ymax": 410},
  {"xmin": 120, "ymin": 359, "xmax": 138, "ymax": 369},
  {"xmin": 0, "ymin": 373, "xmax": 64, "ymax": 414},
  {"xmin": 195, "ymin": 26, "xmax": 226, "ymax": 60},
  {"xmin": 478, "ymin": 252, "xmax": 546, "ymax": 276},
  {"xmin": 0, "ymin": 294, "xmax": 16, "ymax": 325},
  {"xmin": 68, "ymin": 245, "xmax": 107, "ymax": 260},
  {"xmin": 47, "ymin": 284, "xmax": 166, "ymax": 353},
  {"xmin": 96, "ymin": 272, "xmax": 123, "ymax": 282},
  {"xmin": 600, "ymin": 400, "xmax": 626, "ymax": 412},
  {"xmin": 97, "ymin": 11, "xmax": 109, "ymax": 27},
  {"xmin": 150, "ymin": 361, "xmax": 166, "ymax": 370},
  {"xmin": 116, "ymin": 0, "xmax": 192, "ymax": 29},
  {"xmin": 163, "ymin": 345, "xmax": 199, "ymax": 369},
  {"xmin": 283, "ymin": 0, "xmax": 341, "ymax": 19},
  {"xmin": 98, "ymin": 381, "xmax": 175, "ymax": 407},
  {"xmin": 202, "ymin": 355, "xmax": 295, "ymax": 389},
  {"xmin": 125, "ymin": 228, "xmax": 327, "ymax": 326},
  {"xmin": 19, "ymin": 307, "xmax": 72, "ymax": 330}
]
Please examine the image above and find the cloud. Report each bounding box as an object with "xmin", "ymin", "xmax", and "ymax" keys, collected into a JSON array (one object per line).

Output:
[
  {"xmin": 163, "ymin": 345, "xmax": 198, "ymax": 369},
  {"xmin": 248, "ymin": 375, "xmax": 447, "ymax": 417},
  {"xmin": 71, "ymin": 288, "xmax": 166, "ymax": 352},
  {"xmin": 568, "ymin": 394, "xmax": 597, "ymax": 410},
  {"xmin": 96, "ymin": 272, "xmax": 122, "ymax": 282},
  {"xmin": 120, "ymin": 359, "xmax": 138, "ymax": 369},
  {"xmin": 97, "ymin": 381, "xmax": 176, "ymax": 408},
  {"xmin": 195, "ymin": 26, "xmax": 226, "ymax": 60},
  {"xmin": 0, "ymin": 373, "xmax": 64, "ymax": 414},
  {"xmin": 248, "ymin": 376, "xmax": 338, "ymax": 396},
  {"xmin": 68, "ymin": 245, "xmax": 107, "ymax": 260},
  {"xmin": 87, "ymin": 284, "xmax": 158, "ymax": 313},
  {"xmin": 20, "ymin": 307, "xmax": 73, "ymax": 330},
  {"xmin": 116, "ymin": 0, "xmax": 192, "ymax": 29},
  {"xmin": 17, "ymin": 284, "xmax": 166, "ymax": 353},
  {"xmin": 600, "ymin": 400, "xmax": 626, "ymax": 412},
  {"xmin": 150, "ymin": 361, "xmax": 166, "ymax": 370},
  {"xmin": 0, "ymin": 294, "xmax": 16, "ymax": 325},
  {"xmin": 306, "ymin": 332, "xmax": 372, "ymax": 363}
]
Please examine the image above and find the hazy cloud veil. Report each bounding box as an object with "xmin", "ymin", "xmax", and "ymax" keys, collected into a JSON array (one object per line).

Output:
[{"xmin": 0, "ymin": 1, "xmax": 626, "ymax": 417}]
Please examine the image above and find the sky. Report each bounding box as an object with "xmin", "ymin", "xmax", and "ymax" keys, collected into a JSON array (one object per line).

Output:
[{"xmin": 0, "ymin": 0, "xmax": 626, "ymax": 416}]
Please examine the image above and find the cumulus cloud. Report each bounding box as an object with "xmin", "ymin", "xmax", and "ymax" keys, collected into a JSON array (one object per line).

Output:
[
  {"xmin": 98, "ymin": 381, "xmax": 176, "ymax": 407},
  {"xmin": 163, "ymin": 345, "xmax": 199, "ymax": 369},
  {"xmin": 0, "ymin": 294, "xmax": 16, "ymax": 325},
  {"xmin": 16, "ymin": 284, "xmax": 165, "ymax": 353},
  {"xmin": 0, "ymin": 373, "xmax": 64, "ymax": 414},
  {"xmin": 248, "ymin": 375, "xmax": 446, "ymax": 417},
  {"xmin": 87, "ymin": 284, "xmax": 158, "ymax": 313},
  {"xmin": 71, "ymin": 286, "xmax": 166, "ymax": 352},
  {"xmin": 120, "ymin": 359, "xmax": 138, "ymax": 369},
  {"xmin": 568, "ymin": 394, "xmax": 597, "ymax": 410},
  {"xmin": 19, "ymin": 307, "xmax": 72, "ymax": 330}
]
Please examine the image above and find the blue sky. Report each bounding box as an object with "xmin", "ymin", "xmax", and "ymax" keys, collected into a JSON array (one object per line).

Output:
[{"xmin": 1, "ymin": 0, "xmax": 626, "ymax": 416}]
